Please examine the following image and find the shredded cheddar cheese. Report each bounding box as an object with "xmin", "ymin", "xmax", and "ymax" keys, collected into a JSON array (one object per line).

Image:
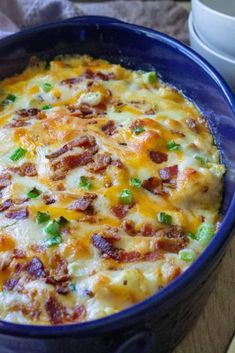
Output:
[{"xmin": 0, "ymin": 55, "xmax": 224, "ymax": 325}]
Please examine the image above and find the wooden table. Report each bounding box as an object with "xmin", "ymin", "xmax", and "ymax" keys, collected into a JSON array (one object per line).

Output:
[
  {"xmin": 73, "ymin": 2, "xmax": 235, "ymax": 352},
  {"xmin": 174, "ymin": 237, "xmax": 235, "ymax": 353}
]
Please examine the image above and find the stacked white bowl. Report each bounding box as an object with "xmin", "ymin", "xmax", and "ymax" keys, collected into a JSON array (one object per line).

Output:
[{"xmin": 189, "ymin": 0, "xmax": 235, "ymax": 91}]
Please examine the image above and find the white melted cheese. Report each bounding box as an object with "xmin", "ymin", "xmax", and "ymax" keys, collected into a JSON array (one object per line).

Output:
[{"xmin": 0, "ymin": 55, "xmax": 224, "ymax": 325}]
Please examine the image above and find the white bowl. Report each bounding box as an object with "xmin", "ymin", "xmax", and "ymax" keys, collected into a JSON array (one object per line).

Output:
[
  {"xmin": 192, "ymin": 0, "xmax": 235, "ymax": 57},
  {"xmin": 188, "ymin": 12, "xmax": 235, "ymax": 91}
]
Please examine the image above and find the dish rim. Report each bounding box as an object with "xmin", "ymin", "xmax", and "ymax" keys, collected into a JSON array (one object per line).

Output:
[
  {"xmin": 0, "ymin": 15, "xmax": 234, "ymax": 338},
  {"xmin": 192, "ymin": 0, "xmax": 235, "ymax": 22},
  {"xmin": 189, "ymin": 12, "xmax": 235, "ymax": 63}
]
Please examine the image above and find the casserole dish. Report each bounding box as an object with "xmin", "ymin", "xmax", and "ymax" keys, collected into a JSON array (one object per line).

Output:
[{"xmin": 0, "ymin": 16, "xmax": 234, "ymax": 353}]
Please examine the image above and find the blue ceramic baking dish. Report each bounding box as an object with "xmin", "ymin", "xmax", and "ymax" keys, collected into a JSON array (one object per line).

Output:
[{"xmin": 0, "ymin": 16, "xmax": 234, "ymax": 353}]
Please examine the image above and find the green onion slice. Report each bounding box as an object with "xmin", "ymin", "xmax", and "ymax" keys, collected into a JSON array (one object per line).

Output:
[
  {"xmin": 143, "ymin": 72, "xmax": 157, "ymax": 85},
  {"xmin": 195, "ymin": 222, "xmax": 215, "ymax": 246},
  {"xmin": 36, "ymin": 211, "xmax": 50, "ymax": 224},
  {"xmin": 27, "ymin": 187, "xmax": 41, "ymax": 199},
  {"xmin": 44, "ymin": 220, "xmax": 62, "ymax": 247},
  {"xmin": 41, "ymin": 83, "xmax": 53, "ymax": 92},
  {"xmin": 79, "ymin": 176, "xmax": 92, "ymax": 190},
  {"xmin": 157, "ymin": 212, "xmax": 172, "ymax": 225},
  {"xmin": 194, "ymin": 155, "xmax": 208, "ymax": 167},
  {"xmin": 42, "ymin": 104, "xmax": 52, "ymax": 110},
  {"xmin": 133, "ymin": 126, "xmax": 145, "ymax": 135},
  {"xmin": 119, "ymin": 189, "xmax": 133, "ymax": 205},
  {"xmin": 69, "ymin": 283, "xmax": 76, "ymax": 292},
  {"xmin": 179, "ymin": 249, "xmax": 195, "ymax": 262},
  {"xmin": 130, "ymin": 177, "xmax": 142, "ymax": 188},
  {"xmin": 10, "ymin": 147, "xmax": 27, "ymax": 161},
  {"xmin": 167, "ymin": 140, "xmax": 181, "ymax": 151},
  {"xmin": 2, "ymin": 94, "xmax": 16, "ymax": 106}
]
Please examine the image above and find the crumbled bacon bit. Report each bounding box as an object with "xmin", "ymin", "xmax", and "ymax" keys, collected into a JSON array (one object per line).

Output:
[
  {"xmin": 61, "ymin": 77, "xmax": 82, "ymax": 87},
  {"xmin": 142, "ymin": 177, "xmax": 165, "ymax": 195},
  {"xmin": 46, "ymin": 135, "xmax": 97, "ymax": 159},
  {"xmin": 41, "ymin": 193, "xmax": 56, "ymax": 205},
  {"xmin": 69, "ymin": 193, "xmax": 97, "ymax": 212},
  {"xmin": 17, "ymin": 108, "xmax": 41, "ymax": 117},
  {"xmin": 92, "ymin": 234, "xmax": 120, "ymax": 261},
  {"xmin": 46, "ymin": 296, "xmax": 86, "ymax": 324},
  {"xmin": 159, "ymin": 165, "xmax": 178, "ymax": 181},
  {"xmin": 12, "ymin": 249, "xmax": 26, "ymax": 259},
  {"xmin": 25, "ymin": 257, "xmax": 46, "ymax": 279},
  {"xmin": 141, "ymin": 223, "xmax": 156, "ymax": 237},
  {"xmin": 93, "ymin": 71, "xmax": 115, "ymax": 81},
  {"xmin": 68, "ymin": 304, "xmax": 86, "ymax": 322},
  {"xmin": 170, "ymin": 129, "xmax": 185, "ymax": 137},
  {"xmin": 111, "ymin": 205, "xmax": 129, "ymax": 219},
  {"xmin": 130, "ymin": 119, "xmax": 144, "ymax": 130},
  {"xmin": 157, "ymin": 238, "xmax": 184, "ymax": 253},
  {"xmin": 186, "ymin": 118, "xmax": 198, "ymax": 131},
  {"xmin": 0, "ymin": 199, "xmax": 13, "ymax": 212},
  {"xmin": 149, "ymin": 150, "xmax": 168, "ymax": 164},
  {"xmin": 52, "ymin": 150, "xmax": 94, "ymax": 177},
  {"xmin": 9, "ymin": 162, "xmax": 37, "ymax": 177},
  {"xmin": 0, "ymin": 173, "xmax": 11, "ymax": 190},
  {"xmin": 92, "ymin": 230, "xmax": 164, "ymax": 263},
  {"xmin": 144, "ymin": 108, "xmax": 156, "ymax": 115},
  {"xmin": 156, "ymin": 226, "xmax": 188, "ymax": 253},
  {"xmin": 101, "ymin": 120, "xmax": 116, "ymax": 136},
  {"xmin": 6, "ymin": 108, "xmax": 44, "ymax": 128},
  {"xmin": 45, "ymin": 296, "xmax": 64, "ymax": 325},
  {"xmin": 122, "ymin": 220, "xmax": 137, "ymax": 236},
  {"xmin": 89, "ymin": 153, "xmax": 112, "ymax": 173},
  {"xmin": 84, "ymin": 289, "xmax": 94, "ymax": 298},
  {"xmin": 61, "ymin": 70, "xmax": 114, "ymax": 87},
  {"xmin": 5, "ymin": 207, "xmax": 29, "ymax": 220},
  {"xmin": 111, "ymin": 159, "xmax": 125, "ymax": 169},
  {"xmin": 118, "ymin": 251, "xmax": 142, "ymax": 263},
  {"xmin": 3, "ymin": 278, "xmax": 19, "ymax": 291}
]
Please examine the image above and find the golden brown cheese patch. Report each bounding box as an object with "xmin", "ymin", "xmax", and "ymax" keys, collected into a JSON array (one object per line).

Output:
[{"xmin": 0, "ymin": 55, "xmax": 225, "ymax": 325}]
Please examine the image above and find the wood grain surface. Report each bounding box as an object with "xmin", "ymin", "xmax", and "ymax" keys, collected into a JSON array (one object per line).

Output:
[{"xmin": 174, "ymin": 236, "xmax": 235, "ymax": 353}]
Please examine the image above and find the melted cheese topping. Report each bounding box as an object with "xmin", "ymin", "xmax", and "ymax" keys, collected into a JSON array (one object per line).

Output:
[{"xmin": 0, "ymin": 55, "xmax": 225, "ymax": 325}]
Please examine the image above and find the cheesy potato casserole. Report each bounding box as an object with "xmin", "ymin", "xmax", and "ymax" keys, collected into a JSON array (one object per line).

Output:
[{"xmin": 0, "ymin": 55, "xmax": 225, "ymax": 325}]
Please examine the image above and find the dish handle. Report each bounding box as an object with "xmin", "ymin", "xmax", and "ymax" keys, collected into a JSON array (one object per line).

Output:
[{"xmin": 113, "ymin": 331, "xmax": 153, "ymax": 353}]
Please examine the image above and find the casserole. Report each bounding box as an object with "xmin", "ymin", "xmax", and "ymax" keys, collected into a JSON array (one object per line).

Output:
[{"xmin": 0, "ymin": 16, "xmax": 234, "ymax": 353}]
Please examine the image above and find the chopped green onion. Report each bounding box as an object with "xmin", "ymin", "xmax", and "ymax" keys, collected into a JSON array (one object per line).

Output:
[
  {"xmin": 27, "ymin": 187, "xmax": 41, "ymax": 199},
  {"xmin": 133, "ymin": 126, "xmax": 145, "ymax": 135},
  {"xmin": 44, "ymin": 220, "xmax": 62, "ymax": 247},
  {"xmin": 167, "ymin": 140, "xmax": 181, "ymax": 151},
  {"xmin": 36, "ymin": 211, "xmax": 50, "ymax": 224},
  {"xmin": 42, "ymin": 104, "xmax": 52, "ymax": 110},
  {"xmin": 194, "ymin": 155, "xmax": 208, "ymax": 167},
  {"xmin": 41, "ymin": 83, "xmax": 53, "ymax": 92},
  {"xmin": 119, "ymin": 189, "xmax": 133, "ymax": 205},
  {"xmin": 57, "ymin": 216, "xmax": 69, "ymax": 226},
  {"xmin": 157, "ymin": 212, "xmax": 172, "ymax": 225},
  {"xmin": 143, "ymin": 71, "xmax": 157, "ymax": 85},
  {"xmin": 79, "ymin": 176, "xmax": 92, "ymax": 190},
  {"xmin": 44, "ymin": 220, "xmax": 60, "ymax": 236},
  {"xmin": 195, "ymin": 222, "xmax": 215, "ymax": 246},
  {"xmin": 10, "ymin": 147, "xmax": 27, "ymax": 161},
  {"xmin": 44, "ymin": 235, "xmax": 62, "ymax": 247},
  {"xmin": 130, "ymin": 177, "xmax": 142, "ymax": 188},
  {"xmin": 69, "ymin": 283, "xmax": 76, "ymax": 292},
  {"xmin": 2, "ymin": 94, "xmax": 16, "ymax": 106},
  {"xmin": 179, "ymin": 249, "xmax": 195, "ymax": 262},
  {"xmin": 188, "ymin": 232, "xmax": 196, "ymax": 240}
]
